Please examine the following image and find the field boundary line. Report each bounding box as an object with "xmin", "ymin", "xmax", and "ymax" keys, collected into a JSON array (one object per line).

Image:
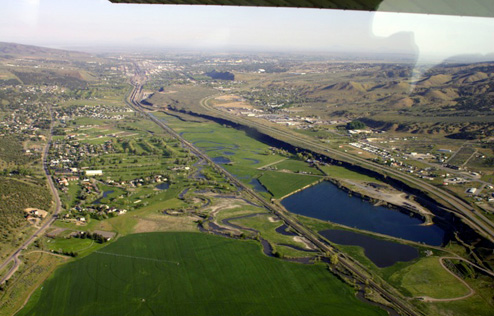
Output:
[
  {"xmin": 94, "ymin": 251, "xmax": 180, "ymax": 265},
  {"xmin": 257, "ymin": 158, "xmax": 288, "ymax": 170}
]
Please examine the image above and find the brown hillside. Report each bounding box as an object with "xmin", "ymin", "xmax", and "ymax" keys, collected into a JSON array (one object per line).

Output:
[{"xmin": 416, "ymin": 74, "xmax": 452, "ymax": 87}]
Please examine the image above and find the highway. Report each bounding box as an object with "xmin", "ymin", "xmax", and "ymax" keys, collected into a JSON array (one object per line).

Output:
[
  {"xmin": 197, "ymin": 95, "xmax": 494, "ymax": 244},
  {"xmin": 0, "ymin": 106, "xmax": 62, "ymax": 286},
  {"xmin": 126, "ymin": 78, "xmax": 422, "ymax": 316}
]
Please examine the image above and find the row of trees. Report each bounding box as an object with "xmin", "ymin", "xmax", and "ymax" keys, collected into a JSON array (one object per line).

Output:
[{"xmin": 74, "ymin": 232, "xmax": 109, "ymax": 243}]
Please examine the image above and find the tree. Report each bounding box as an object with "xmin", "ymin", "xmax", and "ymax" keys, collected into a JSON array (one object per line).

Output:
[
  {"xmin": 330, "ymin": 253, "xmax": 339, "ymax": 266},
  {"xmin": 346, "ymin": 120, "xmax": 366, "ymax": 130}
]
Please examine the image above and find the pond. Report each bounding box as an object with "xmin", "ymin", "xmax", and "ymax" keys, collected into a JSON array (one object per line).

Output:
[
  {"xmin": 92, "ymin": 190, "xmax": 114, "ymax": 205},
  {"xmin": 249, "ymin": 178, "xmax": 268, "ymax": 193},
  {"xmin": 211, "ymin": 156, "xmax": 231, "ymax": 164},
  {"xmin": 155, "ymin": 182, "xmax": 170, "ymax": 190},
  {"xmin": 281, "ymin": 181, "xmax": 445, "ymax": 246},
  {"xmin": 243, "ymin": 158, "xmax": 260, "ymax": 165},
  {"xmin": 319, "ymin": 229, "xmax": 419, "ymax": 268}
]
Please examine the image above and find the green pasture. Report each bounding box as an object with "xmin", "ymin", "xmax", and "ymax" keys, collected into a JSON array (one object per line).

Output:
[
  {"xmin": 162, "ymin": 113, "xmax": 285, "ymax": 168},
  {"xmin": 259, "ymin": 171, "xmax": 321, "ymax": 199},
  {"xmin": 223, "ymin": 165, "xmax": 261, "ymax": 179},
  {"xmin": 18, "ymin": 232, "xmax": 386, "ymax": 316},
  {"xmin": 214, "ymin": 203, "xmax": 267, "ymax": 223},
  {"xmin": 45, "ymin": 238, "xmax": 104, "ymax": 257}
]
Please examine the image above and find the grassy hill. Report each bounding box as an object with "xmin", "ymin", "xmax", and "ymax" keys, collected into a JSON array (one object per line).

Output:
[{"xmin": 0, "ymin": 42, "xmax": 90, "ymax": 60}]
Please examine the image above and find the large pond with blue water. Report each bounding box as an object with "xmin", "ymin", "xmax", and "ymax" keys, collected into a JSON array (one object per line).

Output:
[
  {"xmin": 319, "ymin": 229, "xmax": 419, "ymax": 267},
  {"xmin": 281, "ymin": 181, "xmax": 445, "ymax": 246}
]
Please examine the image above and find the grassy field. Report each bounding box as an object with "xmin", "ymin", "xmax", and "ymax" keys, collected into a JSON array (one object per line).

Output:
[
  {"xmin": 259, "ymin": 171, "xmax": 321, "ymax": 199},
  {"xmin": 162, "ymin": 113, "xmax": 285, "ymax": 169},
  {"xmin": 0, "ymin": 252, "xmax": 66, "ymax": 316},
  {"xmin": 44, "ymin": 238, "xmax": 108, "ymax": 258},
  {"xmin": 17, "ymin": 232, "xmax": 386, "ymax": 316},
  {"xmin": 389, "ymin": 257, "xmax": 469, "ymax": 299}
]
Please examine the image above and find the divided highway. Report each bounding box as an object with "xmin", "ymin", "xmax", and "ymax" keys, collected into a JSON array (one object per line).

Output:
[{"xmin": 126, "ymin": 81, "xmax": 422, "ymax": 316}]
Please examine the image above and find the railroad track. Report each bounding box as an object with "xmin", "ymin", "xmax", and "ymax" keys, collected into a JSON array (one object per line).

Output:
[{"xmin": 126, "ymin": 78, "xmax": 422, "ymax": 316}]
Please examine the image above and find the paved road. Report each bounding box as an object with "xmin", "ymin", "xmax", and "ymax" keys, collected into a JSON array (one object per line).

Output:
[
  {"xmin": 417, "ymin": 257, "xmax": 475, "ymax": 302},
  {"xmin": 126, "ymin": 79, "xmax": 422, "ymax": 316},
  {"xmin": 0, "ymin": 107, "xmax": 62, "ymax": 286},
  {"xmin": 198, "ymin": 95, "xmax": 494, "ymax": 243}
]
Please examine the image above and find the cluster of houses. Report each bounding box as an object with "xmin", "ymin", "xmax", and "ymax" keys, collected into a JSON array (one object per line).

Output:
[
  {"xmin": 50, "ymin": 140, "xmax": 116, "ymax": 171},
  {"xmin": 55, "ymin": 104, "xmax": 132, "ymax": 122},
  {"xmin": 73, "ymin": 204, "xmax": 127, "ymax": 216},
  {"xmin": 0, "ymin": 103, "xmax": 48, "ymax": 136},
  {"xmin": 63, "ymin": 204, "xmax": 128, "ymax": 224},
  {"xmin": 100, "ymin": 174, "xmax": 169, "ymax": 188},
  {"xmin": 55, "ymin": 170, "xmax": 102, "ymax": 186},
  {"xmin": 465, "ymin": 186, "xmax": 494, "ymax": 204}
]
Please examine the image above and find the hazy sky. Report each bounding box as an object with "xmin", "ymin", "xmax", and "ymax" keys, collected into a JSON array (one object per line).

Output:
[{"xmin": 1, "ymin": 0, "xmax": 493, "ymax": 60}]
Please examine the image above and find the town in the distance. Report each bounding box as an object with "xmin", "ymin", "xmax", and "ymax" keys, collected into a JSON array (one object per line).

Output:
[{"xmin": 0, "ymin": 40, "xmax": 493, "ymax": 316}]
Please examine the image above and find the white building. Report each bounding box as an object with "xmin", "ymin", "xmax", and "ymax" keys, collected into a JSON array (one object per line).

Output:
[{"xmin": 85, "ymin": 170, "xmax": 103, "ymax": 176}]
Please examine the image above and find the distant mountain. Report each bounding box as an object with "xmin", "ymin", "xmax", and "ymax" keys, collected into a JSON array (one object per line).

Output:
[
  {"xmin": 0, "ymin": 42, "xmax": 97, "ymax": 88},
  {"xmin": 0, "ymin": 42, "xmax": 91, "ymax": 60}
]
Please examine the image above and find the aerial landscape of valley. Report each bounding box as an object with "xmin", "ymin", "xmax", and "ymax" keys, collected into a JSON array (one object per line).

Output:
[{"xmin": 0, "ymin": 1, "xmax": 493, "ymax": 316}]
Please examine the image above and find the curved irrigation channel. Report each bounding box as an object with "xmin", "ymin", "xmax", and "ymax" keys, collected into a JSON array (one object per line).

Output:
[{"xmin": 199, "ymin": 212, "xmax": 318, "ymax": 265}]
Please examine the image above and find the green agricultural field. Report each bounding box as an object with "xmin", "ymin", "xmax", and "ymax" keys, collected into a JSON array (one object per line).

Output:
[
  {"xmin": 259, "ymin": 171, "xmax": 321, "ymax": 199},
  {"xmin": 18, "ymin": 232, "xmax": 386, "ymax": 316}
]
